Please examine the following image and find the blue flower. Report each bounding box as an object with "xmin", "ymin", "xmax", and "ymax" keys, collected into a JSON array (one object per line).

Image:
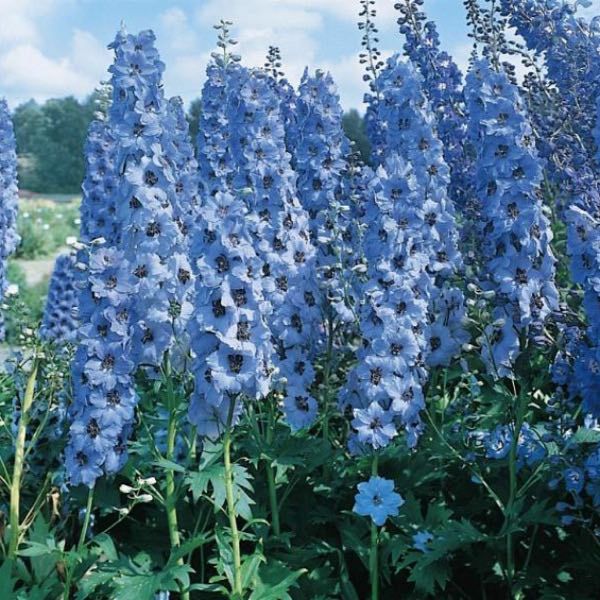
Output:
[
  {"xmin": 412, "ymin": 529, "xmax": 434, "ymax": 552},
  {"xmin": 40, "ymin": 253, "xmax": 79, "ymax": 344},
  {"xmin": 353, "ymin": 476, "xmax": 404, "ymax": 526},
  {"xmin": 366, "ymin": 55, "xmax": 467, "ymax": 369},
  {"xmin": 352, "ymin": 401, "xmax": 398, "ymax": 450},
  {"xmin": 0, "ymin": 98, "xmax": 20, "ymax": 340},
  {"xmin": 484, "ymin": 425, "xmax": 513, "ymax": 460},
  {"xmin": 465, "ymin": 58, "xmax": 558, "ymax": 377},
  {"xmin": 564, "ymin": 467, "xmax": 585, "ymax": 494},
  {"xmin": 282, "ymin": 389, "xmax": 318, "ymax": 432}
]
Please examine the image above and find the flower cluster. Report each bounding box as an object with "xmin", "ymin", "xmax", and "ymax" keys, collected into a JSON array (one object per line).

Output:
[
  {"xmin": 465, "ymin": 58, "xmax": 558, "ymax": 377},
  {"xmin": 475, "ymin": 423, "xmax": 546, "ymax": 469},
  {"xmin": 369, "ymin": 55, "xmax": 467, "ymax": 368},
  {"xmin": 0, "ymin": 99, "xmax": 20, "ymax": 339},
  {"xmin": 67, "ymin": 29, "xmax": 193, "ymax": 486},
  {"xmin": 227, "ymin": 66, "xmax": 321, "ymax": 431},
  {"xmin": 188, "ymin": 58, "xmax": 273, "ymax": 438},
  {"xmin": 109, "ymin": 30, "xmax": 195, "ymax": 371},
  {"xmin": 340, "ymin": 153, "xmax": 430, "ymax": 450},
  {"xmin": 395, "ymin": 0, "xmax": 471, "ymax": 211},
  {"xmin": 40, "ymin": 253, "xmax": 79, "ymax": 343},
  {"xmin": 288, "ymin": 69, "xmax": 363, "ymax": 324},
  {"xmin": 80, "ymin": 118, "xmax": 118, "ymax": 245},
  {"xmin": 565, "ymin": 206, "xmax": 600, "ymax": 417}
]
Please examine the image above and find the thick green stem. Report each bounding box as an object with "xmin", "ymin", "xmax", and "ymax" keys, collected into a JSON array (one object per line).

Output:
[
  {"xmin": 77, "ymin": 486, "xmax": 95, "ymax": 551},
  {"xmin": 370, "ymin": 455, "xmax": 379, "ymax": 600},
  {"xmin": 165, "ymin": 409, "xmax": 181, "ymax": 550},
  {"xmin": 322, "ymin": 315, "xmax": 334, "ymax": 440},
  {"xmin": 163, "ymin": 363, "xmax": 189, "ymax": 600},
  {"xmin": 504, "ymin": 391, "xmax": 526, "ymax": 593},
  {"xmin": 265, "ymin": 405, "xmax": 280, "ymax": 536},
  {"xmin": 224, "ymin": 424, "xmax": 243, "ymax": 598},
  {"xmin": 8, "ymin": 360, "xmax": 38, "ymax": 559}
]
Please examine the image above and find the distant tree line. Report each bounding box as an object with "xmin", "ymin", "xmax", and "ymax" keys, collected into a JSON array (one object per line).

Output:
[{"xmin": 11, "ymin": 96, "xmax": 369, "ymax": 194}]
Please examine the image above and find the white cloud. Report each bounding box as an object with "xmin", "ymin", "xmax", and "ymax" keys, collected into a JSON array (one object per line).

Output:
[
  {"xmin": 0, "ymin": 0, "xmax": 109, "ymax": 107},
  {"xmin": 0, "ymin": 43, "xmax": 100, "ymax": 102}
]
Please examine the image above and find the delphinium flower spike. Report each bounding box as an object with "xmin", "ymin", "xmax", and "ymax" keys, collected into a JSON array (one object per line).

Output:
[
  {"xmin": 224, "ymin": 65, "xmax": 321, "ymax": 431},
  {"xmin": 80, "ymin": 84, "xmax": 118, "ymax": 246},
  {"xmin": 108, "ymin": 30, "xmax": 195, "ymax": 371},
  {"xmin": 40, "ymin": 253, "xmax": 79, "ymax": 343},
  {"xmin": 371, "ymin": 55, "xmax": 468, "ymax": 368},
  {"xmin": 340, "ymin": 152, "xmax": 431, "ymax": 449},
  {"xmin": 465, "ymin": 58, "xmax": 558, "ymax": 377},
  {"xmin": 394, "ymin": 1, "xmax": 473, "ymax": 224},
  {"xmin": 188, "ymin": 56, "xmax": 274, "ymax": 438},
  {"xmin": 67, "ymin": 29, "xmax": 190, "ymax": 486},
  {"xmin": 0, "ymin": 99, "xmax": 20, "ymax": 340},
  {"xmin": 288, "ymin": 69, "xmax": 364, "ymax": 326}
]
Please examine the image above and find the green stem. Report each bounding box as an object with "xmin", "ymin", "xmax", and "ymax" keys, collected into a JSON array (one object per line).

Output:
[
  {"xmin": 322, "ymin": 315, "xmax": 334, "ymax": 444},
  {"xmin": 163, "ymin": 363, "xmax": 189, "ymax": 600},
  {"xmin": 165, "ymin": 408, "xmax": 181, "ymax": 550},
  {"xmin": 265, "ymin": 404, "xmax": 280, "ymax": 536},
  {"xmin": 223, "ymin": 419, "xmax": 243, "ymax": 598},
  {"xmin": 504, "ymin": 391, "xmax": 526, "ymax": 594},
  {"xmin": 8, "ymin": 359, "xmax": 38, "ymax": 559},
  {"xmin": 370, "ymin": 455, "xmax": 379, "ymax": 600},
  {"xmin": 77, "ymin": 486, "xmax": 95, "ymax": 551}
]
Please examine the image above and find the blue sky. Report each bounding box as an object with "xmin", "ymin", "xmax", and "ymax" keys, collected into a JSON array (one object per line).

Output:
[{"xmin": 0, "ymin": 0, "xmax": 597, "ymax": 111}]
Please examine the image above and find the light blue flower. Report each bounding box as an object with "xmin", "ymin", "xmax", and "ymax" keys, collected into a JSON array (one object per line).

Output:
[{"xmin": 353, "ymin": 476, "xmax": 404, "ymax": 526}]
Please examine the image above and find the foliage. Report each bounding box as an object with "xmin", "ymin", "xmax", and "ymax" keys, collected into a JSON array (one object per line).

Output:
[{"xmin": 1, "ymin": 3, "xmax": 600, "ymax": 600}]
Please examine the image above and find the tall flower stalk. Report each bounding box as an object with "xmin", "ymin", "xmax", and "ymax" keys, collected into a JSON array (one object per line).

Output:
[
  {"xmin": 40, "ymin": 253, "xmax": 79, "ymax": 344},
  {"xmin": 368, "ymin": 55, "xmax": 467, "ymax": 369},
  {"xmin": 0, "ymin": 99, "xmax": 20, "ymax": 340},
  {"xmin": 465, "ymin": 58, "xmax": 558, "ymax": 377}
]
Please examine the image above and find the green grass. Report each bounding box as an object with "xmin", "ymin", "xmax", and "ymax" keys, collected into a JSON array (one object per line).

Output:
[
  {"xmin": 3, "ymin": 262, "xmax": 49, "ymax": 345},
  {"xmin": 15, "ymin": 197, "xmax": 80, "ymax": 260}
]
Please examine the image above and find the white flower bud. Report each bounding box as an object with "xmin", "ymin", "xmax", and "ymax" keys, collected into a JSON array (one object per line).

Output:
[{"xmin": 119, "ymin": 484, "xmax": 134, "ymax": 494}]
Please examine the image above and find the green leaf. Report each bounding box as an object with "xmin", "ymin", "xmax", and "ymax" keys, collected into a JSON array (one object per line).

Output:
[
  {"xmin": 569, "ymin": 428, "xmax": 600, "ymax": 445},
  {"xmin": 152, "ymin": 458, "xmax": 186, "ymax": 473},
  {"xmin": 0, "ymin": 559, "xmax": 17, "ymax": 597},
  {"xmin": 18, "ymin": 541, "xmax": 58, "ymax": 558},
  {"xmin": 186, "ymin": 463, "xmax": 226, "ymax": 506},
  {"xmin": 248, "ymin": 561, "xmax": 306, "ymax": 600}
]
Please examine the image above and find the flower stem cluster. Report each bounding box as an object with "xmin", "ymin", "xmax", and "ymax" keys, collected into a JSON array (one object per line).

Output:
[
  {"xmin": 40, "ymin": 253, "xmax": 79, "ymax": 343},
  {"xmin": 226, "ymin": 66, "xmax": 320, "ymax": 431},
  {"xmin": 188, "ymin": 59, "xmax": 273, "ymax": 438},
  {"xmin": 289, "ymin": 69, "xmax": 363, "ymax": 323},
  {"xmin": 0, "ymin": 99, "xmax": 20, "ymax": 339},
  {"xmin": 465, "ymin": 58, "xmax": 558, "ymax": 377},
  {"xmin": 369, "ymin": 55, "xmax": 467, "ymax": 368}
]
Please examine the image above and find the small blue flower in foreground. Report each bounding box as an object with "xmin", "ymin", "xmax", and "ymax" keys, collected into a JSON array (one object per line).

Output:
[
  {"xmin": 353, "ymin": 476, "xmax": 404, "ymax": 526},
  {"xmin": 412, "ymin": 530, "xmax": 434, "ymax": 552}
]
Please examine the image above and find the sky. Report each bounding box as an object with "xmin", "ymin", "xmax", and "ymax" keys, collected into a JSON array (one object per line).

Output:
[{"xmin": 0, "ymin": 0, "xmax": 599, "ymax": 112}]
